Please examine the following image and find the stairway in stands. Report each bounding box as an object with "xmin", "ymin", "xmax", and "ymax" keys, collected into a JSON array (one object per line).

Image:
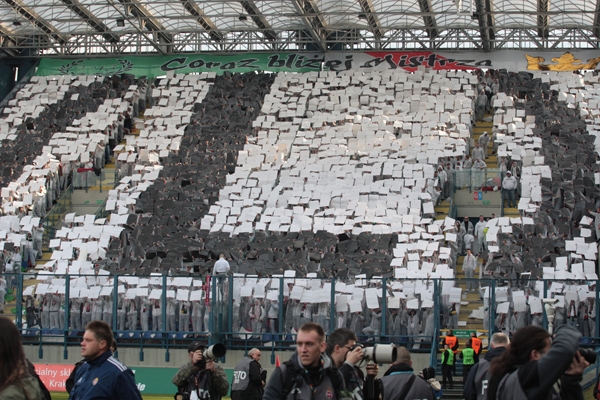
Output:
[
  {"xmin": 473, "ymin": 114, "xmax": 519, "ymax": 218},
  {"xmin": 433, "ymin": 115, "xmax": 494, "ymax": 398},
  {"xmin": 3, "ymin": 116, "xmax": 139, "ymax": 325}
]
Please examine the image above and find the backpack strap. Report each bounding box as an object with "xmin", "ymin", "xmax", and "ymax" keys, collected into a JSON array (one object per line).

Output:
[
  {"xmin": 395, "ymin": 375, "xmax": 416, "ymax": 400},
  {"xmin": 282, "ymin": 362, "xmax": 346, "ymax": 399},
  {"xmin": 281, "ymin": 361, "xmax": 299, "ymax": 398},
  {"xmin": 327, "ymin": 366, "xmax": 344, "ymax": 399}
]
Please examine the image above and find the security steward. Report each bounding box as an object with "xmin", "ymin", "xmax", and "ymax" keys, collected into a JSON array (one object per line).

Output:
[
  {"xmin": 440, "ymin": 329, "xmax": 459, "ymax": 374},
  {"xmin": 460, "ymin": 342, "xmax": 476, "ymax": 383},
  {"xmin": 231, "ymin": 348, "xmax": 266, "ymax": 400},
  {"xmin": 466, "ymin": 332, "xmax": 482, "ymax": 363}
]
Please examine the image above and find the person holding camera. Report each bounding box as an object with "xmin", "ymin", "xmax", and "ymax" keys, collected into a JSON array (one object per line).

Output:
[
  {"xmin": 366, "ymin": 347, "xmax": 436, "ymax": 400},
  {"xmin": 327, "ymin": 328, "xmax": 379, "ymax": 400},
  {"xmin": 230, "ymin": 348, "xmax": 266, "ymax": 400},
  {"xmin": 263, "ymin": 322, "xmax": 347, "ymax": 400},
  {"xmin": 172, "ymin": 342, "xmax": 229, "ymax": 400},
  {"xmin": 487, "ymin": 325, "xmax": 588, "ymax": 400}
]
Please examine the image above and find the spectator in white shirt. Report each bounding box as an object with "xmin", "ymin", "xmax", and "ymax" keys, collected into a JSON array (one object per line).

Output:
[
  {"xmin": 213, "ymin": 254, "xmax": 231, "ymax": 276},
  {"xmin": 502, "ymin": 171, "xmax": 518, "ymax": 208}
]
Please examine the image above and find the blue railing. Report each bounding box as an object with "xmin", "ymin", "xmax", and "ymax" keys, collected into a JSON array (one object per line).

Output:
[{"xmin": 5, "ymin": 273, "xmax": 599, "ymax": 366}]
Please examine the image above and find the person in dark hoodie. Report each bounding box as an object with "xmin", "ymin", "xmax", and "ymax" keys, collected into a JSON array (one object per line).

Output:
[
  {"xmin": 463, "ymin": 332, "xmax": 510, "ymax": 400},
  {"xmin": 263, "ymin": 322, "xmax": 347, "ymax": 400},
  {"xmin": 487, "ymin": 325, "xmax": 586, "ymax": 400},
  {"xmin": 367, "ymin": 346, "xmax": 435, "ymax": 400}
]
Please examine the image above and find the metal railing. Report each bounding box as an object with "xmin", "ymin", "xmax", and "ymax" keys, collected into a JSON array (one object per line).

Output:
[
  {"xmin": 4, "ymin": 273, "xmax": 598, "ymax": 365},
  {"xmin": 42, "ymin": 184, "xmax": 73, "ymax": 245},
  {"xmin": 452, "ymin": 168, "xmax": 503, "ymax": 193}
]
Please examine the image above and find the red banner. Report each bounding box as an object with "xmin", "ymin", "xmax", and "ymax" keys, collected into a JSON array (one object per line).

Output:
[{"xmin": 34, "ymin": 363, "xmax": 74, "ymax": 392}]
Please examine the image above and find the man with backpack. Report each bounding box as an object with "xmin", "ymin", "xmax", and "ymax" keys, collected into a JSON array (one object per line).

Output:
[
  {"xmin": 263, "ymin": 322, "xmax": 348, "ymax": 399},
  {"xmin": 366, "ymin": 347, "xmax": 436, "ymax": 400},
  {"xmin": 463, "ymin": 332, "xmax": 510, "ymax": 400}
]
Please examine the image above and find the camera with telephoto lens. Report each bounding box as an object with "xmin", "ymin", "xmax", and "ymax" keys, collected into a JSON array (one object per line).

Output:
[
  {"xmin": 203, "ymin": 343, "xmax": 227, "ymax": 360},
  {"xmin": 578, "ymin": 347, "xmax": 596, "ymax": 364},
  {"xmin": 175, "ymin": 344, "xmax": 227, "ymax": 400},
  {"xmin": 349, "ymin": 343, "xmax": 397, "ymax": 364}
]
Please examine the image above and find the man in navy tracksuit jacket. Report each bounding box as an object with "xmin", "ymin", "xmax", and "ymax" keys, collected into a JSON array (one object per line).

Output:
[{"xmin": 69, "ymin": 320, "xmax": 142, "ymax": 400}]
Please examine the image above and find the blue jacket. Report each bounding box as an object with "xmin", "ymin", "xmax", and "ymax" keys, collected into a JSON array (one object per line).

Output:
[{"xmin": 69, "ymin": 351, "xmax": 142, "ymax": 400}]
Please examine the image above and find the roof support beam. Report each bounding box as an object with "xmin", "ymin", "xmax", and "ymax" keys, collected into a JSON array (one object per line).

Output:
[
  {"xmin": 61, "ymin": 0, "xmax": 119, "ymax": 44},
  {"xmin": 537, "ymin": 0, "xmax": 549, "ymax": 39},
  {"xmin": 0, "ymin": 24, "xmax": 18, "ymax": 56},
  {"xmin": 523, "ymin": 29, "xmax": 544, "ymax": 48},
  {"xmin": 550, "ymin": 28, "xmax": 571, "ymax": 48},
  {"xmin": 594, "ymin": 0, "xmax": 600, "ymax": 39},
  {"xmin": 180, "ymin": 0, "xmax": 224, "ymax": 42},
  {"xmin": 290, "ymin": 0, "xmax": 327, "ymax": 52},
  {"xmin": 357, "ymin": 0, "xmax": 383, "ymax": 40},
  {"xmin": 107, "ymin": 0, "xmax": 166, "ymax": 54},
  {"xmin": 2, "ymin": 0, "xmax": 68, "ymax": 44},
  {"xmin": 117, "ymin": 0, "xmax": 173, "ymax": 47},
  {"xmin": 474, "ymin": 0, "xmax": 494, "ymax": 51},
  {"xmin": 417, "ymin": 0, "xmax": 438, "ymax": 39},
  {"xmin": 239, "ymin": 1, "xmax": 277, "ymax": 42}
]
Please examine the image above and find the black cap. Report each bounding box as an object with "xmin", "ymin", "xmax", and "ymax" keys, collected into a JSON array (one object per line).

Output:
[{"xmin": 188, "ymin": 342, "xmax": 205, "ymax": 353}]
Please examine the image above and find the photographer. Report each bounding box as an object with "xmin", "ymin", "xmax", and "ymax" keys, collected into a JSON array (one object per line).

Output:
[
  {"xmin": 487, "ymin": 325, "xmax": 588, "ymax": 400},
  {"xmin": 327, "ymin": 328, "xmax": 379, "ymax": 400},
  {"xmin": 172, "ymin": 342, "xmax": 229, "ymax": 400},
  {"xmin": 366, "ymin": 347, "xmax": 435, "ymax": 400}
]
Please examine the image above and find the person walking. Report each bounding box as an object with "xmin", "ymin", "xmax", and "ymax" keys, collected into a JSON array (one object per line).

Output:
[
  {"xmin": 69, "ymin": 320, "xmax": 142, "ymax": 400},
  {"xmin": 263, "ymin": 322, "xmax": 346, "ymax": 400},
  {"xmin": 460, "ymin": 342, "xmax": 476, "ymax": 384},
  {"xmin": 463, "ymin": 332, "xmax": 509, "ymax": 400},
  {"xmin": 441, "ymin": 344, "xmax": 454, "ymax": 390},
  {"xmin": 231, "ymin": 348, "xmax": 265, "ymax": 400}
]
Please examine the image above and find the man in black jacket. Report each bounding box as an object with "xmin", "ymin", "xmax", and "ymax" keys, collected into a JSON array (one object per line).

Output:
[
  {"xmin": 369, "ymin": 347, "xmax": 435, "ymax": 400},
  {"xmin": 463, "ymin": 332, "xmax": 509, "ymax": 400},
  {"xmin": 263, "ymin": 322, "xmax": 346, "ymax": 400},
  {"xmin": 231, "ymin": 348, "xmax": 265, "ymax": 400}
]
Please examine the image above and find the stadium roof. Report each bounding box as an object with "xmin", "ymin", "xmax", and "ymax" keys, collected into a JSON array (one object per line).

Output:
[{"xmin": 0, "ymin": 0, "xmax": 598, "ymax": 56}]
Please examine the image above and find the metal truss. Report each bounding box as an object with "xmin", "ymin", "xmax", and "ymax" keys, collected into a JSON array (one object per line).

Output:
[
  {"xmin": 17, "ymin": 26, "xmax": 594, "ymax": 57},
  {"xmin": 0, "ymin": 0, "xmax": 597, "ymax": 57},
  {"xmin": 290, "ymin": 0, "xmax": 327, "ymax": 52},
  {"xmin": 61, "ymin": 0, "xmax": 119, "ymax": 44},
  {"xmin": 595, "ymin": 0, "xmax": 600, "ymax": 39},
  {"xmin": 474, "ymin": 0, "xmax": 495, "ymax": 51}
]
